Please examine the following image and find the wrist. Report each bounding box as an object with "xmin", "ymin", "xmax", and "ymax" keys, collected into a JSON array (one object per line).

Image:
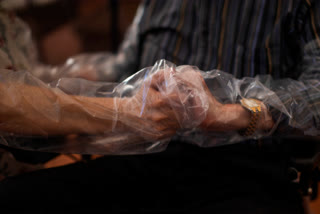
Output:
[
  {"xmin": 238, "ymin": 99, "xmax": 274, "ymax": 135},
  {"xmin": 201, "ymin": 103, "xmax": 251, "ymax": 132}
]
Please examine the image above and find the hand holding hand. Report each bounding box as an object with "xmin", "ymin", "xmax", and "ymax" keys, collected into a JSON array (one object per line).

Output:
[
  {"xmin": 117, "ymin": 71, "xmax": 180, "ymax": 141},
  {"xmin": 168, "ymin": 65, "xmax": 274, "ymax": 133}
]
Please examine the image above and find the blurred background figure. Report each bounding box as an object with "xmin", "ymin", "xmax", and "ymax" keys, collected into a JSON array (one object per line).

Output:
[{"xmin": 4, "ymin": 0, "xmax": 140, "ymax": 64}]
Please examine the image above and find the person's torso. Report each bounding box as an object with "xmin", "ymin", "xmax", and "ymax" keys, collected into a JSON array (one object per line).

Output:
[{"xmin": 137, "ymin": 0, "xmax": 315, "ymax": 80}]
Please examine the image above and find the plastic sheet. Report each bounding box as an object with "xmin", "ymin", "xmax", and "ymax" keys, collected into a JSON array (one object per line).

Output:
[
  {"xmin": 0, "ymin": 59, "xmax": 293, "ymax": 154},
  {"xmin": 0, "ymin": 10, "xmax": 319, "ymax": 155},
  {"xmin": 0, "ymin": 60, "xmax": 212, "ymax": 154}
]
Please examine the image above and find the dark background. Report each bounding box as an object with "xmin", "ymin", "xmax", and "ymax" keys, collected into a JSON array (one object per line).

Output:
[{"xmin": 16, "ymin": 0, "xmax": 141, "ymax": 65}]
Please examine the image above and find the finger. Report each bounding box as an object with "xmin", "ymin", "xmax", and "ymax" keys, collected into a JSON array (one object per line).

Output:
[
  {"xmin": 137, "ymin": 80, "xmax": 162, "ymax": 102},
  {"xmin": 150, "ymin": 111, "xmax": 170, "ymax": 122},
  {"xmin": 153, "ymin": 123, "xmax": 179, "ymax": 135},
  {"xmin": 175, "ymin": 71, "xmax": 207, "ymax": 91},
  {"xmin": 150, "ymin": 70, "xmax": 171, "ymax": 91},
  {"xmin": 149, "ymin": 97, "xmax": 168, "ymax": 108},
  {"xmin": 163, "ymin": 119, "xmax": 181, "ymax": 130}
]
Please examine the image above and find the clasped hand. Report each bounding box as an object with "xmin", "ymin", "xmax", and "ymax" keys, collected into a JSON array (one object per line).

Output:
[
  {"xmin": 116, "ymin": 67, "xmax": 212, "ymax": 141},
  {"xmin": 116, "ymin": 66, "xmax": 274, "ymax": 141}
]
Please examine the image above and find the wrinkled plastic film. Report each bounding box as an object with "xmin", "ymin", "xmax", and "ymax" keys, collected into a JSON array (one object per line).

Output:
[
  {"xmin": 0, "ymin": 59, "xmax": 300, "ymax": 154},
  {"xmin": 1, "ymin": 57, "xmax": 320, "ymax": 154},
  {"xmin": 0, "ymin": 10, "xmax": 319, "ymax": 154},
  {"xmin": 0, "ymin": 61, "xmax": 212, "ymax": 154}
]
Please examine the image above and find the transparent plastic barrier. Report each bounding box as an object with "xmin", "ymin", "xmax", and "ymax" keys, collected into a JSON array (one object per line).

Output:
[{"xmin": 0, "ymin": 59, "xmax": 293, "ymax": 154}]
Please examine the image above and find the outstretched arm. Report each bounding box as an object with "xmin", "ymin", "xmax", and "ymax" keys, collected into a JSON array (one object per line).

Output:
[
  {"xmin": 0, "ymin": 81, "xmax": 116, "ymax": 135},
  {"xmin": 0, "ymin": 70, "xmax": 180, "ymax": 140}
]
